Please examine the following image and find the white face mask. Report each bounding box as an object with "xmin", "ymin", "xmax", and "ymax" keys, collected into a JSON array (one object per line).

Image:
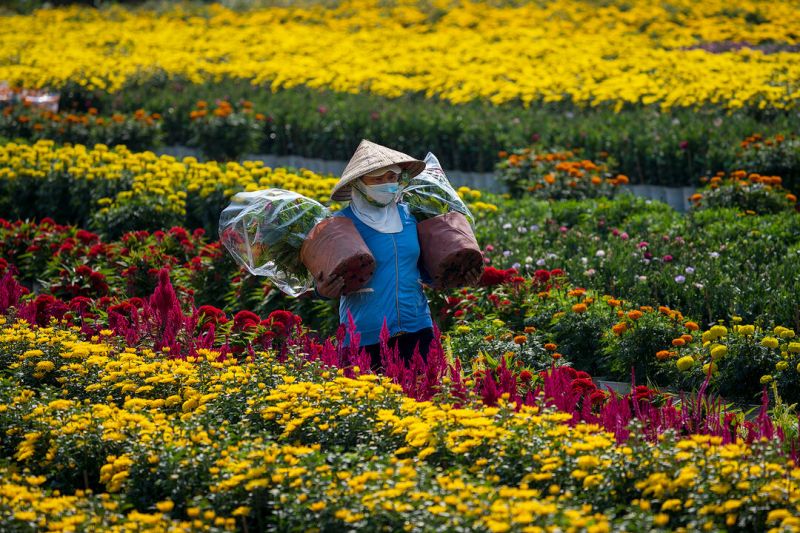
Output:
[{"xmin": 364, "ymin": 182, "xmax": 401, "ymax": 206}]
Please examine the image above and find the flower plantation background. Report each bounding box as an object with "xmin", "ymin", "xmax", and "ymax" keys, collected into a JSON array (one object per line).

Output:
[{"xmin": 2, "ymin": 0, "xmax": 800, "ymax": 531}]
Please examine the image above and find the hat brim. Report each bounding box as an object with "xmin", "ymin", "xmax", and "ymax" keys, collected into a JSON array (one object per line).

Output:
[{"xmin": 331, "ymin": 159, "xmax": 426, "ymax": 201}]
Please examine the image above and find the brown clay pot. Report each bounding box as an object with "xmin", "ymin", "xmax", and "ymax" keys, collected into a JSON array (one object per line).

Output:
[
  {"xmin": 300, "ymin": 217, "xmax": 375, "ymax": 294},
  {"xmin": 417, "ymin": 212, "xmax": 483, "ymax": 288}
]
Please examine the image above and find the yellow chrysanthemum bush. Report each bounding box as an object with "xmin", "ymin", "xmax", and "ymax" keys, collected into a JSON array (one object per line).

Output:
[
  {"xmin": 2, "ymin": 316, "xmax": 800, "ymax": 531},
  {"xmin": 662, "ymin": 318, "xmax": 800, "ymax": 405},
  {"xmin": 2, "ymin": 1, "xmax": 800, "ymax": 112},
  {"xmin": 0, "ymin": 140, "xmax": 339, "ymax": 238}
]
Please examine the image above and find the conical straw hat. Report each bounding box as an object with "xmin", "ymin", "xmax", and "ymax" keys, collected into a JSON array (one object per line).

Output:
[{"xmin": 331, "ymin": 139, "xmax": 425, "ymax": 201}]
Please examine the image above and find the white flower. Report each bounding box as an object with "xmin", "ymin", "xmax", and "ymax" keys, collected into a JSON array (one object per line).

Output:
[
  {"xmin": 710, "ymin": 252, "xmax": 720, "ymax": 259},
  {"xmin": 581, "ymin": 257, "xmax": 588, "ymax": 265},
  {"xmin": 503, "ymin": 223, "xmax": 512, "ymax": 230},
  {"xmin": 595, "ymin": 250, "xmax": 606, "ymax": 258},
  {"xmin": 638, "ymin": 275, "xmax": 648, "ymax": 282},
  {"xmin": 517, "ymin": 226, "xmax": 528, "ymax": 233},
  {"xmin": 536, "ymin": 259, "xmax": 546, "ymax": 266},
  {"xmin": 525, "ymin": 256, "xmax": 533, "ymax": 264}
]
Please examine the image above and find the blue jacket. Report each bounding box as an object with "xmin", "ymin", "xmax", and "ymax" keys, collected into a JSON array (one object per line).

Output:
[{"xmin": 335, "ymin": 203, "xmax": 433, "ymax": 346}]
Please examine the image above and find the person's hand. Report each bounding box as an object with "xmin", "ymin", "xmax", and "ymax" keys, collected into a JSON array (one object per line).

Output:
[
  {"xmin": 316, "ymin": 271, "xmax": 345, "ymax": 299},
  {"xmin": 462, "ymin": 265, "xmax": 483, "ymax": 287}
]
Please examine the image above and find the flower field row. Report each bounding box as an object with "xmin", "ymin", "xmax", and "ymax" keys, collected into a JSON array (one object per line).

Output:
[
  {"xmin": 2, "ymin": 1, "xmax": 800, "ymax": 110},
  {"xmin": 0, "ymin": 140, "xmax": 493, "ymax": 239},
  {"xmin": 2, "ymin": 302, "xmax": 800, "ymax": 531},
  {"xmin": 2, "ymin": 208, "xmax": 799, "ymax": 407}
]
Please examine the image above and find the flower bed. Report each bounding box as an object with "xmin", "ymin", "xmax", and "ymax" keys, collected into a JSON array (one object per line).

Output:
[
  {"xmin": 2, "ymin": 1, "xmax": 799, "ymax": 111},
  {"xmin": 1, "ymin": 301, "xmax": 799, "ymax": 531}
]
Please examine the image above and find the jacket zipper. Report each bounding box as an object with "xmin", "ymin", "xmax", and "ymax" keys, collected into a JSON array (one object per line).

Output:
[{"xmin": 392, "ymin": 234, "xmax": 401, "ymax": 331}]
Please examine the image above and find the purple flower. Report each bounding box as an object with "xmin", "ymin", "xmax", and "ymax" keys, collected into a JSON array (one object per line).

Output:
[
  {"xmin": 675, "ymin": 275, "xmax": 686, "ymax": 284},
  {"xmin": 512, "ymin": 262, "xmax": 521, "ymax": 269},
  {"xmin": 503, "ymin": 250, "xmax": 512, "ymax": 258},
  {"xmin": 685, "ymin": 266, "xmax": 695, "ymax": 274}
]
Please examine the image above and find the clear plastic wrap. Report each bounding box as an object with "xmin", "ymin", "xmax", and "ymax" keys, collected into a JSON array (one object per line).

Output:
[
  {"xmin": 219, "ymin": 189, "xmax": 330, "ymax": 297},
  {"xmin": 403, "ymin": 152, "xmax": 474, "ymax": 224}
]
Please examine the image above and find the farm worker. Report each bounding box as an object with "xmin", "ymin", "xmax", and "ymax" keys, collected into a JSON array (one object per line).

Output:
[{"xmin": 315, "ymin": 139, "xmax": 479, "ymax": 371}]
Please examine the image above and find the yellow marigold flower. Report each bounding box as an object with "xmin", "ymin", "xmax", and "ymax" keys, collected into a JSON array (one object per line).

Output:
[
  {"xmin": 676, "ymin": 356, "xmax": 694, "ymax": 371},
  {"xmin": 710, "ymin": 325, "xmax": 728, "ymax": 338},
  {"xmin": 35, "ymin": 360, "xmax": 55, "ymax": 372},
  {"xmin": 653, "ymin": 514, "xmax": 669, "ymax": 526},
  {"xmin": 761, "ymin": 337, "xmax": 780, "ymax": 349},
  {"xmin": 760, "ymin": 375, "xmax": 773, "ymax": 385},
  {"xmin": 776, "ymin": 361, "xmax": 789, "ymax": 371},
  {"xmin": 737, "ymin": 324, "xmax": 755, "ymax": 336},
  {"xmin": 309, "ymin": 502, "xmax": 326, "ymax": 512},
  {"xmin": 710, "ymin": 345, "xmax": 727, "ymax": 360},
  {"xmin": 156, "ymin": 500, "xmax": 174, "ymax": 512},
  {"xmin": 788, "ymin": 342, "xmax": 800, "ymax": 353}
]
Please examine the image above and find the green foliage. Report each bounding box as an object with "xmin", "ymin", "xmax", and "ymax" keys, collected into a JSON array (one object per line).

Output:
[
  {"xmin": 549, "ymin": 303, "xmax": 615, "ymax": 376},
  {"xmin": 8, "ymin": 77, "xmax": 793, "ymax": 187},
  {"xmin": 601, "ymin": 310, "xmax": 686, "ymax": 384}
]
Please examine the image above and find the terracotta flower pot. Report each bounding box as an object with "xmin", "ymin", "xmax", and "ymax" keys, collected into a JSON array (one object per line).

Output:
[
  {"xmin": 300, "ymin": 217, "xmax": 375, "ymax": 294},
  {"xmin": 417, "ymin": 212, "xmax": 483, "ymax": 288}
]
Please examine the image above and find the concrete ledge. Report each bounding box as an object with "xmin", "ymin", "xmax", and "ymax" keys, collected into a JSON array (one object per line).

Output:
[{"xmin": 157, "ymin": 146, "xmax": 696, "ymax": 211}]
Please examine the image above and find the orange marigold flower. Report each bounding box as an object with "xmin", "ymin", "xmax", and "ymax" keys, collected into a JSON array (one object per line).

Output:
[
  {"xmin": 681, "ymin": 334, "xmax": 694, "ymax": 343},
  {"xmin": 551, "ymin": 352, "xmax": 563, "ymax": 360},
  {"xmin": 544, "ymin": 343, "xmax": 558, "ymax": 351},
  {"xmin": 684, "ymin": 321, "xmax": 699, "ymax": 331},
  {"xmin": 640, "ymin": 306, "xmax": 653, "ymax": 313},
  {"xmin": 568, "ymin": 288, "xmax": 586, "ymax": 298},
  {"xmin": 627, "ymin": 310, "xmax": 643, "ymax": 321},
  {"xmin": 484, "ymin": 335, "xmax": 495, "ymax": 342},
  {"xmin": 572, "ymin": 303, "xmax": 588, "ymax": 313},
  {"xmin": 787, "ymin": 194, "xmax": 797, "ymax": 203},
  {"xmin": 656, "ymin": 350, "xmax": 672, "ymax": 360},
  {"xmin": 607, "ymin": 299, "xmax": 621, "ymax": 307},
  {"xmin": 524, "ymin": 326, "xmax": 536, "ymax": 333},
  {"xmin": 671, "ymin": 338, "xmax": 686, "ymax": 347},
  {"xmin": 658, "ymin": 306, "xmax": 671, "ymax": 315},
  {"xmin": 612, "ymin": 322, "xmax": 628, "ymax": 336}
]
